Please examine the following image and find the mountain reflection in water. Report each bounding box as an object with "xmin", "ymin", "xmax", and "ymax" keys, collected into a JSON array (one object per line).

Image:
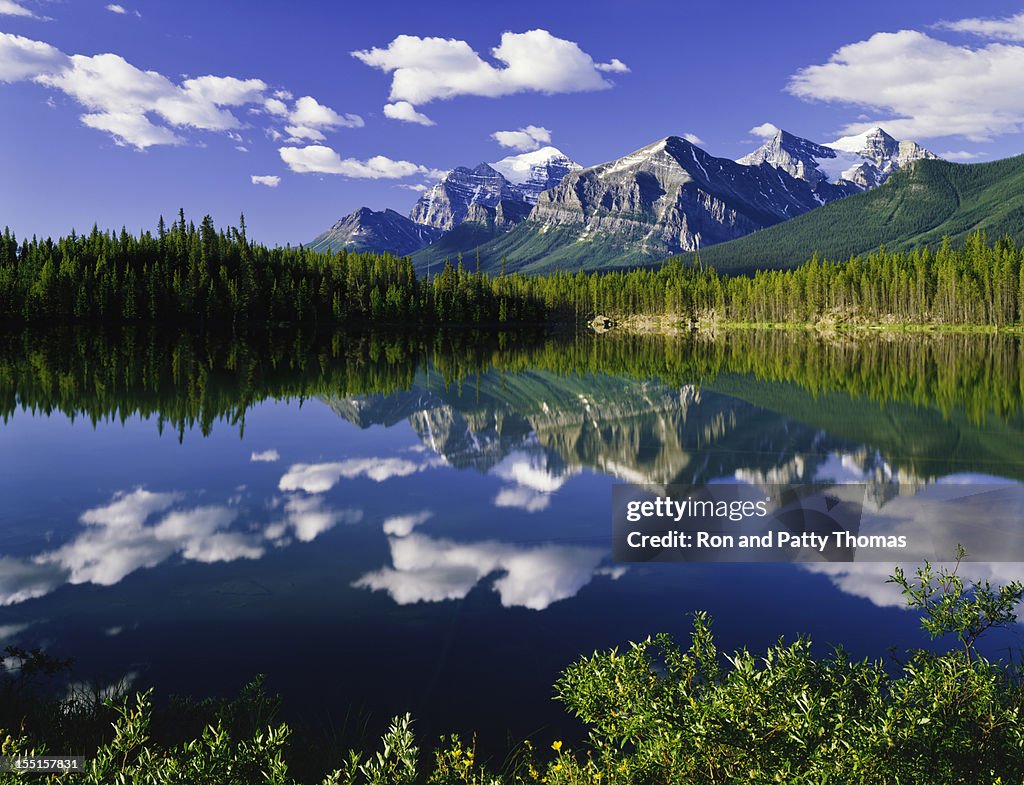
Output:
[{"xmin": 1, "ymin": 326, "xmax": 1023, "ymax": 742}]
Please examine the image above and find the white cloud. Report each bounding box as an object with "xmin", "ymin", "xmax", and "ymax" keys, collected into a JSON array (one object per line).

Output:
[
  {"xmin": 803, "ymin": 481, "xmax": 1024, "ymax": 608},
  {"xmin": 0, "ymin": 0, "xmax": 38, "ymax": 18},
  {"xmin": 938, "ymin": 150, "xmax": 983, "ymax": 161},
  {"xmin": 397, "ymin": 183, "xmax": 429, "ymax": 192},
  {"xmin": 176, "ymin": 75, "xmax": 266, "ymax": 112},
  {"xmin": 278, "ymin": 457, "xmax": 427, "ymax": 493},
  {"xmin": 788, "ymin": 30, "xmax": 1024, "ymax": 141},
  {"xmin": 383, "ymin": 100, "xmax": 435, "ymax": 126},
  {"xmin": 491, "ymin": 450, "xmax": 574, "ymax": 493},
  {"xmin": 489, "ymin": 450, "xmax": 577, "ymax": 512},
  {"xmin": 158, "ymin": 74, "xmax": 266, "ymax": 130},
  {"xmin": 0, "ymin": 486, "xmax": 365, "ymax": 606},
  {"xmin": 494, "ymin": 486, "xmax": 551, "ymax": 513},
  {"xmin": 250, "ymin": 174, "xmax": 280, "ymax": 187},
  {"xmin": 105, "ymin": 3, "xmax": 140, "ymax": 16},
  {"xmin": 0, "ymin": 557, "xmax": 65, "ymax": 606},
  {"xmin": 0, "ymin": 33, "xmax": 68, "ymax": 82},
  {"xmin": 38, "ymin": 492, "xmax": 258, "ymax": 586},
  {"xmin": 81, "ymin": 110, "xmax": 183, "ymax": 147},
  {"xmin": 352, "ymin": 30, "xmax": 627, "ymax": 112},
  {"xmin": 935, "ymin": 12, "xmax": 1024, "ymax": 42},
  {"xmin": 278, "ymin": 145, "xmax": 433, "ymax": 179},
  {"xmin": 491, "ymin": 124, "xmax": 551, "ymax": 151},
  {"xmin": 682, "ymin": 132, "xmax": 704, "ymax": 145},
  {"xmin": 179, "ymin": 530, "xmax": 263, "ymax": 563},
  {"xmin": 80, "ymin": 488, "xmax": 181, "ymax": 527},
  {"xmin": 282, "ymin": 495, "xmax": 362, "ymax": 542},
  {"xmin": 749, "ymin": 122, "xmax": 781, "ymax": 139},
  {"xmin": 111, "ymin": 4, "xmax": 140, "ymax": 16},
  {"xmin": 595, "ymin": 58, "xmax": 630, "ymax": 73},
  {"xmin": 353, "ymin": 533, "xmax": 608, "ymax": 610},
  {"xmin": 263, "ymin": 97, "xmax": 288, "ymax": 116},
  {"xmin": 0, "ymin": 33, "xmax": 355, "ymax": 152},
  {"xmin": 41, "ymin": 52, "xmax": 170, "ymax": 111},
  {"xmin": 289, "ymin": 95, "xmax": 363, "ymax": 132},
  {"xmin": 382, "ymin": 510, "xmax": 432, "ymax": 537},
  {"xmin": 21, "ymin": 48, "xmax": 269, "ymax": 148},
  {"xmin": 284, "ymin": 124, "xmax": 326, "ymax": 141},
  {"xmin": 250, "ymin": 448, "xmax": 281, "ymax": 461},
  {"xmin": 805, "ymin": 560, "xmax": 1024, "ymax": 610}
]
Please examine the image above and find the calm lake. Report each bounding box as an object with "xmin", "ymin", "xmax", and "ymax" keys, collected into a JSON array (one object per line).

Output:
[{"xmin": 2, "ymin": 328, "xmax": 1023, "ymax": 749}]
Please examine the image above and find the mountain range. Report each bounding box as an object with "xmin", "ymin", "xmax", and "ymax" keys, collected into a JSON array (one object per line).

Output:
[{"xmin": 305, "ymin": 127, "xmax": 970, "ymax": 273}]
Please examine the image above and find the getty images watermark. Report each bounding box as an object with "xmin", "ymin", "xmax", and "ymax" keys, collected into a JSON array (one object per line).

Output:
[{"xmin": 611, "ymin": 483, "xmax": 1024, "ymax": 563}]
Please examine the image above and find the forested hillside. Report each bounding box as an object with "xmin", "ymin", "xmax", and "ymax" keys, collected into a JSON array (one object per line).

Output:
[{"xmin": 695, "ymin": 155, "xmax": 1024, "ymax": 272}]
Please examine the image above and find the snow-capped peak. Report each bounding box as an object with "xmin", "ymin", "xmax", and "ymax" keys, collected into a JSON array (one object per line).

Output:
[
  {"xmin": 738, "ymin": 125, "xmax": 938, "ymax": 193},
  {"xmin": 490, "ymin": 146, "xmax": 576, "ymax": 185},
  {"xmin": 828, "ymin": 127, "xmax": 895, "ymax": 155},
  {"xmin": 488, "ymin": 146, "xmax": 582, "ymax": 205}
]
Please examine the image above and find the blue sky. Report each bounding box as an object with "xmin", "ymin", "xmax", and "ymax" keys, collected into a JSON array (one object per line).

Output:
[{"xmin": 2, "ymin": 0, "xmax": 1024, "ymax": 246}]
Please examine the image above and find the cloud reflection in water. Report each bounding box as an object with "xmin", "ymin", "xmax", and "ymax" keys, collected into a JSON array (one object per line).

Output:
[{"xmin": 354, "ymin": 529, "xmax": 613, "ymax": 611}]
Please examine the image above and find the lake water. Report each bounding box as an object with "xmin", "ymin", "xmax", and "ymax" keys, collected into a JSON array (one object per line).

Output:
[{"xmin": 1, "ymin": 328, "xmax": 1023, "ymax": 748}]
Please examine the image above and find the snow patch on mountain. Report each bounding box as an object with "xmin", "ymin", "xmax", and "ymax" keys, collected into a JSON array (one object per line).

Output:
[
  {"xmin": 813, "ymin": 149, "xmax": 873, "ymax": 183},
  {"xmin": 489, "ymin": 146, "xmax": 582, "ymax": 204},
  {"xmin": 491, "ymin": 146, "xmax": 568, "ymax": 183},
  {"xmin": 740, "ymin": 126, "xmax": 938, "ymax": 193}
]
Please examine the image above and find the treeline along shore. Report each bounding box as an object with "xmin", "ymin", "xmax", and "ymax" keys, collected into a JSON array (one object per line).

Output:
[
  {"xmin": 2, "ymin": 213, "xmax": 1024, "ymax": 327},
  {"xmin": 3, "ymin": 327, "xmax": 1022, "ymax": 438}
]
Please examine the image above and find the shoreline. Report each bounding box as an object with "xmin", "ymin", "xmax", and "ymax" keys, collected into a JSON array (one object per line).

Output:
[{"xmin": 601, "ymin": 313, "xmax": 1024, "ymax": 336}]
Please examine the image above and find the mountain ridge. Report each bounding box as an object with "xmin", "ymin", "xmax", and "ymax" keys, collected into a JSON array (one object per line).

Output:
[
  {"xmin": 308, "ymin": 127, "xmax": 945, "ymax": 270},
  {"xmin": 307, "ymin": 207, "xmax": 442, "ymax": 256},
  {"xmin": 411, "ymin": 130, "xmax": 934, "ymax": 273}
]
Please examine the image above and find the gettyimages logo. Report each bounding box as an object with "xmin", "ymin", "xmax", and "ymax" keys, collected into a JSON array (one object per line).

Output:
[
  {"xmin": 612, "ymin": 483, "xmax": 869, "ymax": 563},
  {"xmin": 612, "ymin": 482, "xmax": 1024, "ymax": 563}
]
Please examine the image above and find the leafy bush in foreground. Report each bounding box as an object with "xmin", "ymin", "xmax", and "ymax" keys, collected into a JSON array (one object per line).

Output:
[{"xmin": 2, "ymin": 558, "xmax": 1022, "ymax": 784}]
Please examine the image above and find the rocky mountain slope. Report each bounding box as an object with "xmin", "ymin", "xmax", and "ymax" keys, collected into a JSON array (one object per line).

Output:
[
  {"xmin": 406, "ymin": 147, "xmax": 581, "ymax": 238},
  {"xmin": 409, "ymin": 163, "xmax": 516, "ymax": 232},
  {"xmin": 310, "ymin": 148, "xmax": 580, "ymax": 255},
  {"xmin": 307, "ymin": 207, "xmax": 442, "ymax": 256}
]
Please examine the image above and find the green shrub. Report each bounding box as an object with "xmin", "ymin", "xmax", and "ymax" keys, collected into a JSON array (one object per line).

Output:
[{"xmin": 554, "ymin": 554, "xmax": 1024, "ymax": 783}]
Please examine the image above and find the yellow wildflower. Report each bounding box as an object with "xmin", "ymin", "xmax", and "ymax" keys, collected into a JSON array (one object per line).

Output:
[{"xmin": 551, "ymin": 740, "xmax": 563, "ymax": 752}]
